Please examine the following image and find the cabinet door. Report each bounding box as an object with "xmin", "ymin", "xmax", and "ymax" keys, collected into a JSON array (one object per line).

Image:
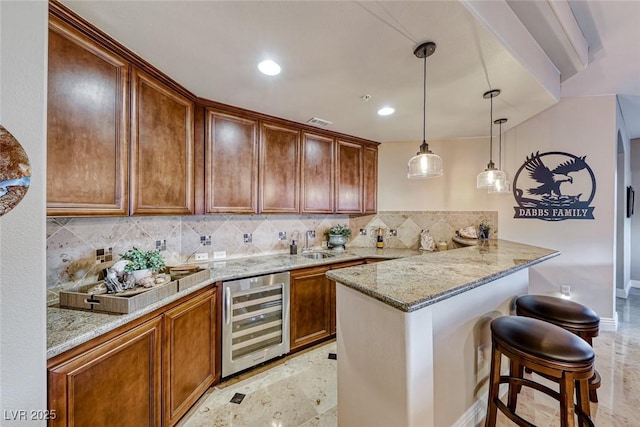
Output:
[
  {"xmin": 301, "ymin": 132, "xmax": 334, "ymax": 213},
  {"xmin": 48, "ymin": 316, "xmax": 162, "ymax": 427},
  {"xmin": 130, "ymin": 67, "xmax": 194, "ymax": 215},
  {"xmin": 47, "ymin": 16, "xmax": 129, "ymax": 216},
  {"xmin": 363, "ymin": 145, "xmax": 378, "ymax": 214},
  {"xmin": 259, "ymin": 122, "xmax": 300, "ymax": 213},
  {"xmin": 205, "ymin": 109, "xmax": 258, "ymax": 213},
  {"xmin": 290, "ymin": 266, "xmax": 332, "ymax": 351},
  {"xmin": 164, "ymin": 288, "xmax": 217, "ymax": 426},
  {"xmin": 336, "ymin": 139, "xmax": 363, "ymax": 213},
  {"xmin": 328, "ymin": 260, "xmax": 365, "ymax": 335}
]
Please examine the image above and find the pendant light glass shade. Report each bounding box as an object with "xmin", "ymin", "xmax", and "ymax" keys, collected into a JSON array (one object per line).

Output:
[
  {"xmin": 408, "ymin": 141, "xmax": 443, "ymax": 178},
  {"xmin": 477, "ymin": 89, "xmax": 504, "ymax": 189},
  {"xmin": 488, "ymin": 176, "xmax": 511, "ymax": 193},
  {"xmin": 477, "ymin": 164, "xmax": 506, "ymax": 189},
  {"xmin": 407, "ymin": 42, "xmax": 443, "ymax": 179},
  {"xmin": 488, "ymin": 118, "xmax": 511, "ymax": 194}
]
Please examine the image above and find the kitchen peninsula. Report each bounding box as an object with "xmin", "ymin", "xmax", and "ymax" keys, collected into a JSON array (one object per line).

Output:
[{"xmin": 326, "ymin": 239, "xmax": 558, "ymax": 427}]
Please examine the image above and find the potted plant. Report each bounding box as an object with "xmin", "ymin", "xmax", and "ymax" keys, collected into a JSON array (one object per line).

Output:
[
  {"xmin": 327, "ymin": 224, "xmax": 352, "ymax": 251},
  {"xmin": 119, "ymin": 247, "xmax": 165, "ymax": 283},
  {"xmin": 478, "ymin": 219, "xmax": 492, "ymax": 240}
]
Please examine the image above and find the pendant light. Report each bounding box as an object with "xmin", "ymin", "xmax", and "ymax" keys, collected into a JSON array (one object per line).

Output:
[
  {"xmin": 476, "ymin": 89, "xmax": 506, "ymax": 188},
  {"xmin": 488, "ymin": 118, "xmax": 511, "ymax": 194},
  {"xmin": 407, "ymin": 41, "xmax": 443, "ymax": 179}
]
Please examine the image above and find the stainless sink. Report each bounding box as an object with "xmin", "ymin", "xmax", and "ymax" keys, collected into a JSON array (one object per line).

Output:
[{"xmin": 301, "ymin": 252, "xmax": 335, "ymax": 260}]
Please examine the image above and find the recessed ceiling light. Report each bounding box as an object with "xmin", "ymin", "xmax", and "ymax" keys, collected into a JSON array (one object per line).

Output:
[
  {"xmin": 258, "ymin": 59, "xmax": 281, "ymax": 76},
  {"xmin": 377, "ymin": 107, "xmax": 395, "ymax": 116}
]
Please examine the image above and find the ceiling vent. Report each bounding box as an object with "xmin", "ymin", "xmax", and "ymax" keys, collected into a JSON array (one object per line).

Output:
[{"xmin": 307, "ymin": 117, "xmax": 332, "ymax": 127}]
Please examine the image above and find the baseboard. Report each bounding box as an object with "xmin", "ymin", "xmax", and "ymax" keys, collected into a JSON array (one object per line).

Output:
[
  {"xmin": 452, "ymin": 385, "xmax": 508, "ymax": 427},
  {"xmin": 616, "ymin": 287, "xmax": 629, "ymax": 299},
  {"xmin": 616, "ymin": 280, "xmax": 639, "ymax": 299},
  {"xmin": 599, "ymin": 314, "xmax": 618, "ymax": 332},
  {"xmin": 452, "ymin": 397, "xmax": 485, "ymax": 427}
]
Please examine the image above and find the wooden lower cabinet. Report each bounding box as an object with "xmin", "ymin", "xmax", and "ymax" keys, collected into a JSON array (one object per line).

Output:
[
  {"xmin": 163, "ymin": 288, "xmax": 217, "ymax": 426},
  {"xmin": 48, "ymin": 316, "xmax": 163, "ymax": 426},
  {"xmin": 291, "ymin": 261, "xmax": 365, "ymax": 348},
  {"xmin": 48, "ymin": 286, "xmax": 219, "ymax": 427},
  {"xmin": 290, "ymin": 265, "xmax": 332, "ymax": 351}
]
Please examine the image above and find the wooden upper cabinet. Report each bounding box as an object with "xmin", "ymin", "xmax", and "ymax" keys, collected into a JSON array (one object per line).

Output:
[
  {"xmin": 301, "ymin": 132, "xmax": 334, "ymax": 213},
  {"xmin": 205, "ymin": 109, "xmax": 258, "ymax": 213},
  {"xmin": 47, "ymin": 15, "xmax": 129, "ymax": 216},
  {"xmin": 130, "ymin": 67, "xmax": 194, "ymax": 215},
  {"xmin": 259, "ymin": 122, "xmax": 300, "ymax": 213},
  {"xmin": 48, "ymin": 316, "xmax": 162, "ymax": 426},
  {"xmin": 336, "ymin": 139, "xmax": 363, "ymax": 213},
  {"xmin": 363, "ymin": 144, "xmax": 378, "ymax": 213}
]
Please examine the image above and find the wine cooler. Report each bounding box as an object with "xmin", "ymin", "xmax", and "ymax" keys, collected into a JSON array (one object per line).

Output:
[{"xmin": 221, "ymin": 271, "xmax": 290, "ymax": 377}]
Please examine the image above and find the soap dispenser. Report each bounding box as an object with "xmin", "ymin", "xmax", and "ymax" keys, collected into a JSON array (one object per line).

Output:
[{"xmin": 290, "ymin": 240, "xmax": 298, "ymax": 255}]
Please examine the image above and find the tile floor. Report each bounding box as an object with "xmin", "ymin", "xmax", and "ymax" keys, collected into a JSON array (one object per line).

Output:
[{"xmin": 180, "ymin": 289, "xmax": 640, "ymax": 426}]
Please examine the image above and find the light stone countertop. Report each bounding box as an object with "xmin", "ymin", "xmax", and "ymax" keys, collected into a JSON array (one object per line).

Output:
[
  {"xmin": 326, "ymin": 239, "xmax": 559, "ymax": 313},
  {"xmin": 47, "ymin": 247, "xmax": 421, "ymax": 359}
]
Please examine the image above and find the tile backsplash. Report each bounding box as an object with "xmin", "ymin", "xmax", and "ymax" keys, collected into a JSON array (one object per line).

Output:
[
  {"xmin": 46, "ymin": 210, "xmax": 496, "ymax": 297},
  {"xmin": 349, "ymin": 210, "xmax": 497, "ymax": 250}
]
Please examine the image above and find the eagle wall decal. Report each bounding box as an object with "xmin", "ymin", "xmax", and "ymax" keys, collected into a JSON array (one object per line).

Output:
[
  {"xmin": 524, "ymin": 151, "xmax": 588, "ymax": 198},
  {"xmin": 512, "ymin": 151, "xmax": 596, "ymax": 221}
]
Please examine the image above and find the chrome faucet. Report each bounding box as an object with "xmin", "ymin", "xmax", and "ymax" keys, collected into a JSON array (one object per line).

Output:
[{"xmin": 302, "ymin": 230, "xmax": 316, "ymax": 253}]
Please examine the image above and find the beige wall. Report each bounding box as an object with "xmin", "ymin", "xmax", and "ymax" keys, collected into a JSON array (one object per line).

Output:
[
  {"xmin": 494, "ymin": 96, "xmax": 618, "ymax": 320},
  {"xmin": 615, "ymin": 99, "xmax": 632, "ymax": 296},
  {"xmin": 378, "ymin": 137, "xmax": 497, "ymax": 212},
  {"xmin": 631, "ymin": 139, "xmax": 640, "ymax": 283},
  {"xmin": 0, "ymin": 0, "xmax": 48, "ymax": 421}
]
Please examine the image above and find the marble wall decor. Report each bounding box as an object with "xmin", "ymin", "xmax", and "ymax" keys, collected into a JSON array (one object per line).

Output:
[
  {"xmin": 46, "ymin": 211, "xmax": 496, "ymax": 302},
  {"xmin": 0, "ymin": 124, "xmax": 31, "ymax": 216}
]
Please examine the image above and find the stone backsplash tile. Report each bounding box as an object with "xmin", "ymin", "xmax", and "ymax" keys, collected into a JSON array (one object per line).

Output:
[
  {"xmin": 45, "ymin": 211, "xmax": 496, "ymax": 291},
  {"xmin": 348, "ymin": 210, "xmax": 497, "ymax": 249}
]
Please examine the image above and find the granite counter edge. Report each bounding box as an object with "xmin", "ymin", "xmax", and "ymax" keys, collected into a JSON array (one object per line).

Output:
[{"xmin": 328, "ymin": 250, "xmax": 560, "ymax": 313}]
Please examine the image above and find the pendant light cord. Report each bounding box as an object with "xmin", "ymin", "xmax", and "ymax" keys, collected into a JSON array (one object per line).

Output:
[
  {"xmin": 489, "ymin": 95, "xmax": 494, "ymax": 163},
  {"xmin": 498, "ymin": 121, "xmax": 502, "ymax": 169},
  {"xmin": 422, "ymin": 54, "xmax": 427, "ymax": 144}
]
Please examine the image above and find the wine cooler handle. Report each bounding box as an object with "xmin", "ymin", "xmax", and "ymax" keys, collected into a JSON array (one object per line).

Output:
[{"xmin": 225, "ymin": 286, "xmax": 231, "ymax": 326}]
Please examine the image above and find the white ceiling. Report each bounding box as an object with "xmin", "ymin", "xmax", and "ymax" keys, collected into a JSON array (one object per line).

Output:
[{"xmin": 60, "ymin": 1, "xmax": 640, "ymax": 142}]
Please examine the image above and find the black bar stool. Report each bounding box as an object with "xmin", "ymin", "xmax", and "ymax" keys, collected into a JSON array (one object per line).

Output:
[
  {"xmin": 516, "ymin": 295, "xmax": 600, "ymax": 402},
  {"xmin": 485, "ymin": 316, "xmax": 594, "ymax": 427}
]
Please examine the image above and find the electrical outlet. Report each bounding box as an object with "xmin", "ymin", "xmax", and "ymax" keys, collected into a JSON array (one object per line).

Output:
[
  {"xmin": 213, "ymin": 251, "xmax": 226, "ymax": 260},
  {"xmin": 195, "ymin": 252, "xmax": 208, "ymax": 261}
]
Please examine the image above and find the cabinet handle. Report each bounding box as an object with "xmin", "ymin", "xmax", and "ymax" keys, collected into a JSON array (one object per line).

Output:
[{"xmin": 225, "ymin": 287, "xmax": 231, "ymax": 326}]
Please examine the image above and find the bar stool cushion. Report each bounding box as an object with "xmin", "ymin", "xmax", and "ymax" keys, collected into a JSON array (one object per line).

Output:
[
  {"xmin": 516, "ymin": 295, "xmax": 599, "ymax": 326},
  {"xmin": 491, "ymin": 316, "xmax": 595, "ymax": 364}
]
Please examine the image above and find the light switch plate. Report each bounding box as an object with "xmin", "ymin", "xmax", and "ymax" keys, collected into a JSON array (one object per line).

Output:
[{"xmin": 213, "ymin": 251, "xmax": 226, "ymax": 260}]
